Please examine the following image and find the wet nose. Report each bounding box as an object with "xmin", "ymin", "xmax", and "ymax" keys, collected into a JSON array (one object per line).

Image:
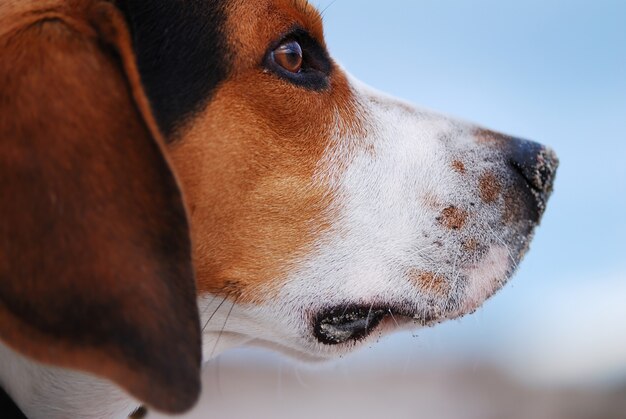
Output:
[{"xmin": 507, "ymin": 137, "xmax": 559, "ymax": 198}]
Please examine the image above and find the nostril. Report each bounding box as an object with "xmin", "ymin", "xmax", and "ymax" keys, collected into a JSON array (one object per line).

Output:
[{"xmin": 507, "ymin": 138, "xmax": 559, "ymax": 194}]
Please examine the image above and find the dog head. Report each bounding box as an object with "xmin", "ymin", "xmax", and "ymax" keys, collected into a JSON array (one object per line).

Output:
[
  {"xmin": 0, "ymin": 0, "xmax": 557, "ymax": 413},
  {"xmin": 117, "ymin": 0, "xmax": 558, "ymax": 359}
]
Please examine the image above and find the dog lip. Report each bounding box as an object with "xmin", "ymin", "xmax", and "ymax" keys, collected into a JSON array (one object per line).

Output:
[
  {"xmin": 313, "ymin": 304, "xmax": 431, "ymax": 345},
  {"xmin": 313, "ymin": 306, "xmax": 386, "ymax": 345}
]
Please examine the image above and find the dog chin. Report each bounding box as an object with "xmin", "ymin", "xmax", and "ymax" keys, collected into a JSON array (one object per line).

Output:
[
  {"xmin": 247, "ymin": 338, "xmax": 338, "ymax": 363},
  {"xmin": 241, "ymin": 314, "xmax": 416, "ymax": 363},
  {"xmin": 459, "ymin": 245, "xmax": 513, "ymax": 313}
]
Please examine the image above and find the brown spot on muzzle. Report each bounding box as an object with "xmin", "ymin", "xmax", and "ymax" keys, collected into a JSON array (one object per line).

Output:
[
  {"xmin": 438, "ymin": 206, "xmax": 467, "ymax": 230},
  {"xmin": 462, "ymin": 238, "xmax": 479, "ymax": 252},
  {"xmin": 408, "ymin": 269, "xmax": 450, "ymax": 296},
  {"xmin": 475, "ymin": 128, "xmax": 511, "ymax": 145},
  {"xmin": 479, "ymin": 172, "xmax": 502, "ymax": 203},
  {"xmin": 452, "ymin": 160, "xmax": 466, "ymax": 174}
]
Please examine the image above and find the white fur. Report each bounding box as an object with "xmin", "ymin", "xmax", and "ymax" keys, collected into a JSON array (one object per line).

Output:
[{"xmin": 462, "ymin": 246, "xmax": 510, "ymax": 312}]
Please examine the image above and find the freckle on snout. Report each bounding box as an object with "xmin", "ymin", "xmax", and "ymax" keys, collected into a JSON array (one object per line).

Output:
[
  {"xmin": 407, "ymin": 269, "xmax": 450, "ymax": 296},
  {"xmin": 463, "ymin": 238, "xmax": 479, "ymax": 252},
  {"xmin": 479, "ymin": 172, "xmax": 502, "ymax": 203},
  {"xmin": 452, "ymin": 160, "xmax": 466, "ymax": 174},
  {"xmin": 438, "ymin": 206, "xmax": 467, "ymax": 230}
]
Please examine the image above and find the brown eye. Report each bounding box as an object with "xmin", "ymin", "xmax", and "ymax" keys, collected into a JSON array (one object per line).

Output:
[
  {"xmin": 272, "ymin": 41, "xmax": 303, "ymax": 73},
  {"xmin": 264, "ymin": 30, "xmax": 331, "ymax": 90}
]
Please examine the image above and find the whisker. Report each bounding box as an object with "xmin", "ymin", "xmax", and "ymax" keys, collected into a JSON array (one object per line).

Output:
[
  {"xmin": 365, "ymin": 301, "xmax": 374, "ymax": 329},
  {"xmin": 450, "ymin": 244, "xmax": 462, "ymax": 288},
  {"xmin": 388, "ymin": 308, "xmax": 400, "ymax": 328},
  {"xmin": 209, "ymin": 296, "xmax": 238, "ymax": 359},
  {"xmin": 200, "ymin": 294, "xmax": 218, "ymax": 318},
  {"xmin": 341, "ymin": 300, "xmax": 351, "ymax": 316},
  {"xmin": 202, "ymin": 294, "xmax": 229, "ymax": 333},
  {"xmin": 318, "ymin": 0, "xmax": 338, "ymax": 21},
  {"xmin": 294, "ymin": 365, "xmax": 311, "ymax": 389}
]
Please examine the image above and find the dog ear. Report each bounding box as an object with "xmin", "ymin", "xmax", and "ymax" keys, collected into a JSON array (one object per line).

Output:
[{"xmin": 0, "ymin": 3, "xmax": 201, "ymax": 414}]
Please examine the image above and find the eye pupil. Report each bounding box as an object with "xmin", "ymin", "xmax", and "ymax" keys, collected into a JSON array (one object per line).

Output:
[{"xmin": 273, "ymin": 41, "xmax": 303, "ymax": 73}]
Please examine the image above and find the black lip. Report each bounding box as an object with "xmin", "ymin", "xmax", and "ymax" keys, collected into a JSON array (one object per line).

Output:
[
  {"xmin": 313, "ymin": 306, "xmax": 386, "ymax": 345},
  {"xmin": 313, "ymin": 304, "xmax": 433, "ymax": 345}
]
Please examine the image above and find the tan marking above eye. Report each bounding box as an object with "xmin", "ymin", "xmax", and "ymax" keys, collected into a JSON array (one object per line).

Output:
[{"xmin": 273, "ymin": 41, "xmax": 303, "ymax": 73}]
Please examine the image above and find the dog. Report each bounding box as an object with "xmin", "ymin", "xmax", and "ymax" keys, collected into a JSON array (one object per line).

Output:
[{"xmin": 0, "ymin": 0, "xmax": 558, "ymax": 417}]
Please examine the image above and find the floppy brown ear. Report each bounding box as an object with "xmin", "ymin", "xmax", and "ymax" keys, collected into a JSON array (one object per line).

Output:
[{"xmin": 0, "ymin": 2, "xmax": 201, "ymax": 414}]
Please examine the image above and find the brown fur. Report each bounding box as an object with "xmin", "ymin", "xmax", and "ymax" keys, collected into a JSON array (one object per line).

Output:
[
  {"xmin": 438, "ymin": 206, "xmax": 468, "ymax": 230},
  {"xmin": 479, "ymin": 171, "xmax": 502, "ymax": 203},
  {"xmin": 407, "ymin": 269, "xmax": 450, "ymax": 297},
  {"xmin": 171, "ymin": 0, "xmax": 363, "ymax": 302},
  {"xmin": 0, "ymin": 1, "xmax": 200, "ymax": 413},
  {"xmin": 452, "ymin": 160, "xmax": 466, "ymax": 174}
]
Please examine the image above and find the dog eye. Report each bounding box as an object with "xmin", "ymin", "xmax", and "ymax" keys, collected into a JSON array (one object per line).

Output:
[
  {"xmin": 272, "ymin": 41, "xmax": 303, "ymax": 73},
  {"xmin": 264, "ymin": 30, "xmax": 331, "ymax": 90}
]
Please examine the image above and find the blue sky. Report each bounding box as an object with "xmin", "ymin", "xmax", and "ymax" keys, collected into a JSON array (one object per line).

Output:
[{"xmin": 301, "ymin": 0, "xmax": 626, "ymax": 383}]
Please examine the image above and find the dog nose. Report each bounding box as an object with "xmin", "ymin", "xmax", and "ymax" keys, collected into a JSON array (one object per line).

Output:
[{"xmin": 507, "ymin": 137, "xmax": 558, "ymax": 197}]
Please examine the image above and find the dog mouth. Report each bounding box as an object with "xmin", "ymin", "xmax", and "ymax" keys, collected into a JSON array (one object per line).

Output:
[{"xmin": 313, "ymin": 304, "xmax": 433, "ymax": 345}]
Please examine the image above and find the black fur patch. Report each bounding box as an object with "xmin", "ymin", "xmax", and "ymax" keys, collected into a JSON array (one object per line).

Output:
[{"xmin": 117, "ymin": 0, "xmax": 230, "ymax": 138}]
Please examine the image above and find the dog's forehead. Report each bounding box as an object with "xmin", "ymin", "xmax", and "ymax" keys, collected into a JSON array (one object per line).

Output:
[{"xmin": 120, "ymin": 0, "xmax": 326, "ymax": 137}]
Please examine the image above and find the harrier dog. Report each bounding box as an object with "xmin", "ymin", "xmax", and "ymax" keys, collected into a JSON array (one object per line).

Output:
[{"xmin": 0, "ymin": 0, "xmax": 558, "ymax": 417}]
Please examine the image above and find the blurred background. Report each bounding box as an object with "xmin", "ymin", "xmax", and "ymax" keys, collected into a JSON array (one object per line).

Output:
[{"xmin": 154, "ymin": 0, "xmax": 626, "ymax": 417}]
